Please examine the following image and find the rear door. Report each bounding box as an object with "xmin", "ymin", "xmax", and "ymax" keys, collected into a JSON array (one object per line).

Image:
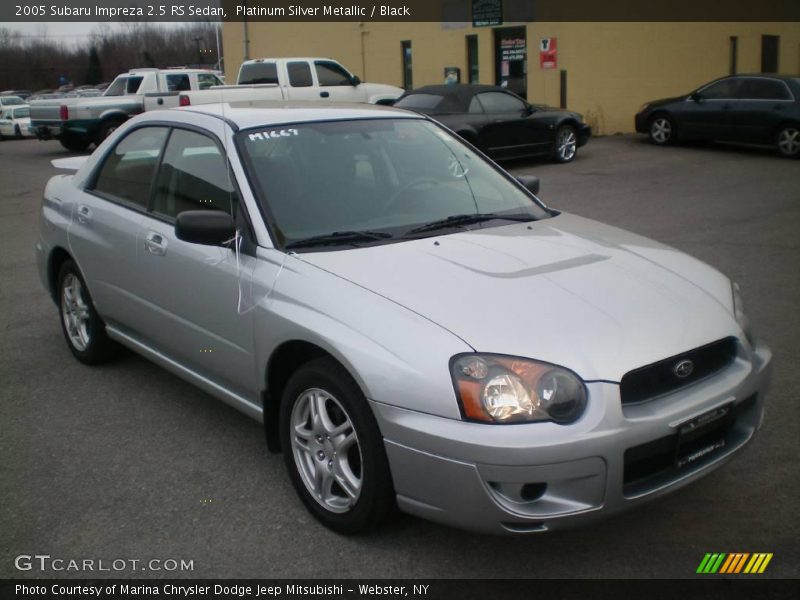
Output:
[
  {"xmin": 133, "ymin": 126, "xmax": 259, "ymax": 398},
  {"xmin": 734, "ymin": 77, "xmax": 795, "ymax": 144},
  {"xmin": 69, "ymin": 126, "xmax": 169, "ymax": 329},
  {"xmin": 282, "ymin": 61, "xmax": 317, "ymax": 101}
]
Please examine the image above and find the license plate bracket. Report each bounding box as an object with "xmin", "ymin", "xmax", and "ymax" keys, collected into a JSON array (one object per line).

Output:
[{"xmin": 674, "ymin": 403, "xmax": 733, "ymax": 469}]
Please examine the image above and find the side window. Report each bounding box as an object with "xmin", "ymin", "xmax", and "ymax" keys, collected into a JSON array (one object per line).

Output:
[
  {"xmin": 476, "ymin": 91, "xmax": 526, "ymax": 113},
  {"xmin": 700, "ymin": 78, "xmax": 740, "ymax": 100},
  {"xmin": 239, "ymin": 62, "xmax": 278, "ymax": 85},
  {"xmin": 468, "ymin": 96, "xmax": 484, "ymax": 114},
  {"xmin": 314, "ymin": 61, "xmax": 352, "ymax": 86},
  {"xmin": 152, "ymin": 129, "xmax": 236, "ymax": 220},
  {"xmin": 91, "ymin": 127, "xmax": 169, "ymax": 208},
  {"xmin": 738, "ymin": 78, "xmax": 792, "ymax": 100},
  {"xmin": 197, "ymin": 73, "xmax": 221, "ymax": 90},
  {"xmin": 287, "ymin": 61, "xmax": 313, "ymax": 87},
  {"xmin": 166, "ymin": 74, "xmax": 191, "ymax": 92}
]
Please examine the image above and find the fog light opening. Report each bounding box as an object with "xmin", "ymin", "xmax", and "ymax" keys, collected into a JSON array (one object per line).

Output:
[{"xmin": 520, "ymin": 482, "xmax": 548, "ymax": 501}]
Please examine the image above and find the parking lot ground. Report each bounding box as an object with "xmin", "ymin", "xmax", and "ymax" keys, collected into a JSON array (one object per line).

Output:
[{"xmin": 1, "ymin": 135, "xmax": 798, "ymax": 578}]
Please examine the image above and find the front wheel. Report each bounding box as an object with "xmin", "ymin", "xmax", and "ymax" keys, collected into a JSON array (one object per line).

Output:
[
  {"xmin": 776, "ymin": 125, "xmax": 800, "ymax": 158},
  {"xmin": 57, "ymin": 260, "xmax": 119, "ymax": 364},
  {"xmin": 279, "ymin": 358, "xmax": 395, "ymax": 534},
  {"xmin": 95, "ymin": 119, "xmax": 124, "ymax": 146},
  {"xmin": 648, "ymin": 114, "xmax": 675, "ymax": 145},
  {"xmin": 553, "ymin": 125, "xmax": 578, "ymax": 162}
]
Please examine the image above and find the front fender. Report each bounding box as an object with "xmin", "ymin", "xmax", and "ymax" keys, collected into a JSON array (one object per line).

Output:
[{"xmin": 254, "ymin": 253, "xmax": 472, "ymax": 420}]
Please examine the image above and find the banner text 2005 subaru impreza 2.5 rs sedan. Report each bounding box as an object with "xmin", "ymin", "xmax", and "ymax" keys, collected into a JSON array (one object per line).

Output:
[{"xmin": 36, "ymin": 101, "xmax": 772, "ymax": 535}]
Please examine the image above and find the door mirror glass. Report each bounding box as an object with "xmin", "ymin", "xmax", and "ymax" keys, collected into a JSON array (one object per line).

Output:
[
  {"xmin": 516, "ymin": 175, "xmax": 540, "ymax": 195},
  {"xmin": 175, "ymin": 210, "xmax": 236, "ymax": 246},
  {"xmin": 690, "ymin": 92, "xmax": 703, "ymax": 102},
  {"xmin": 351, "ymin": 75, "xmax": 361, "ymax": 86}
]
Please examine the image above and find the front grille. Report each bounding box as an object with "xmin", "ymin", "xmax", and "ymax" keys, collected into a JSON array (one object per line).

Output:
[
  {"xmin": 620, "ymin": 337, "xmax": 738, "ymax": 405},
  {"xmin": 623, "ymin": 395, "xmax": 756, "ymax": 496}
]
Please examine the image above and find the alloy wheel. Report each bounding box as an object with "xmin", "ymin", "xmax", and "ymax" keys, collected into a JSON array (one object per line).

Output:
[
  {"xmin": 557, "ymin": 127, "xmax": 577, "ymax": 161},
  {"xmin": 650, "ymin": 117, "xmax": 672, "ymax": 144},
  {"xmin": 290, "ymin": 388, "xmax": 363, "ymax": 513},
  {"xmin": 777, "ymin": 127, "xmax": 800, "ymax": 157},
  {"xmin": 60, "ymin": 273, "xmax": 91, "ymax": 351}
]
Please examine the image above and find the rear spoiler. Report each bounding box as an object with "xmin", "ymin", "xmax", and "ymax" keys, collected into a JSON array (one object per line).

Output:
[{"xmin": 52, "ymin": 156, "xmax": 89, "ymax": 171}]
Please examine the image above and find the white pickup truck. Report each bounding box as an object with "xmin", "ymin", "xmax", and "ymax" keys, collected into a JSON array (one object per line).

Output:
[
  {"xmin": 30, "ymin": 68, "xmax": 224, "ymax": 151},
  {"xmin": 155, "ymin": 57, "xmax": 404, "ymax": 109}
]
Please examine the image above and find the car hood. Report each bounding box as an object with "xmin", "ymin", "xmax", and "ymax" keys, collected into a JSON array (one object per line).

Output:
[
  {"xmin": 301, "ymin": 213, "xmax": 738, "ymax": 382},
  {"xmin": 643, "ymin": 95, "xmax": 687, "ymax": 110}
]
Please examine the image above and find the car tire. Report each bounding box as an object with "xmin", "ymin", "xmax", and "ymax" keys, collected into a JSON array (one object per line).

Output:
[
  {"xmin": 648, "ymin": 114, "xmax": 675, "ymax": 145},
  {"xmin": 553, "ymin": 124, "xmax": 578, "ymax": 162},
  {"xmin": 57, "ymin": 260, "xmax": 120, "ymax": 365},
  {"xmin": 59, "ymin": 135, "xmax": 90, "ymax": 153},
  {"xmin": 14, "ymin": 124, "xmax": 22, "ymax": 139},
  {"xmin": 775, "ymin": 124, "xmax": 800, "ymax": 158},
  {"xmin": 279, "ymin": 357, "xmax": 395, "ymax": 534},
  {"xmin": 95, "ymin": 119, "xmax": 125, "ymax": 146}
]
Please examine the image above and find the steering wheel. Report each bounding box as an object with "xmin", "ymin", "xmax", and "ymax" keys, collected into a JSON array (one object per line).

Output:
[{"xmin": 385, "ymin": 178, "xmax": 440, "ymax": 213}]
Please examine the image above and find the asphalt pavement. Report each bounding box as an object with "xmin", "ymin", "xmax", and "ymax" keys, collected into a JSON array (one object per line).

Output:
[{"xmin": 1, "ymin": 135, "xmax": 798, "ymax": 579}]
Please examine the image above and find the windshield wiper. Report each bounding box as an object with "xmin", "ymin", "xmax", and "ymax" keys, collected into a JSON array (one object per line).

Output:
[
  {"xmin": 284, "ymin": 230, "xmax": 393, "ymax": 250},
  {"xmin": 405, "ymin": 212, "xmax": 536, "ymax": 235}
]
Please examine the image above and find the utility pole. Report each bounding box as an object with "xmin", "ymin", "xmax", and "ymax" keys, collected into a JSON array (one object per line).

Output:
[{"xmin": 193, "ymin": 37, "xmax": 203, "ymax": 66}]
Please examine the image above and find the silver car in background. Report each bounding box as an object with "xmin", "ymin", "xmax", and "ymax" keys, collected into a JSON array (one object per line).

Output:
[{"xmin": 36, "ymin": 102, "xmax": 772, "ymax": 534}]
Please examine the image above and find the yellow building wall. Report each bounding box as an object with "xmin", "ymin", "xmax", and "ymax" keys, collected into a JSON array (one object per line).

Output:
[{"xmin": 223, "ymin": 21, "xmax": 800, "ymax": 135}]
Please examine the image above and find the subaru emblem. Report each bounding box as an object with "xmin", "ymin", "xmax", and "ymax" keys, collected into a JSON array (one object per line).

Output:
[{"xmin": 673, "ymin": 359, "xmax": 695, "ymax": 379}]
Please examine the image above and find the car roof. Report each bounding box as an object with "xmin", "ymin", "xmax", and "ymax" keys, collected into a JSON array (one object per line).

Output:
[
  {"xmin": 167, "ymin": 101, "xmax": 421, "ymax": 129},
  {"xmin": 401, "ymin": 84, "xmax": 518, "ymax": 112}
]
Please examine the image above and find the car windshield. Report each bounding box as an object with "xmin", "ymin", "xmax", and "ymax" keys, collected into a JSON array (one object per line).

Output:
[
  {"xmin": 239, "ymin": 118, "xmax": 549, "ymax": 249},
  {"xmin": 1, "ymin": 96, "xmax": 24, "ymax": 106}
]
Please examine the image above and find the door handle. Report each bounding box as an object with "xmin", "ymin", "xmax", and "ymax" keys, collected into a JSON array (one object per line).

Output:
[
  {"xmin": 144, "ymin": 231, "xmax": 167, "ymax": 256},
  {"xmin": 320, "ymin": 91, "xmax": 330, "ymax": 98},
  {"xmin": 76, "ymin": 205, "xmax": 92, "ymax": 224}
]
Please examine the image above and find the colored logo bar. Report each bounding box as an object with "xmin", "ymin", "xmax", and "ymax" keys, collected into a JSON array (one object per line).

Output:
[{"xmin": 697, "ymin": 553, "xmax": 773, "ymax": 574}]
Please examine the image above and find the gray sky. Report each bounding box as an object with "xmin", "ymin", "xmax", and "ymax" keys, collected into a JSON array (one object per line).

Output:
[{"xmin": 5, "ymin": 21, "xmax": 181, "ymax": 43}]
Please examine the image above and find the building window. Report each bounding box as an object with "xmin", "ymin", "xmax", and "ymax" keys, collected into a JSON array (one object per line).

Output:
[
  {"xmin": 466, "ymin": 34, "xmax": 479, "ymax": 83},
  {"xmin": 401, "ymin": 41, "xmax": 413, "ymax": 90},
  {"xmin": 729, "ymin": 36, "xmax": 738, "ymax": 75},
  {"xmin": 761, "ymin": 35, "xmax": 779, "ymax": 73}
]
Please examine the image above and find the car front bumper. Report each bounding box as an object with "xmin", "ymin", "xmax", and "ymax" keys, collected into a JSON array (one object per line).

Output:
[
  {"xmin": 371, "ymin": 341, "xmax": 771, "ymax": 534},
  {"xmin": 634, "ymin": 112, "xmax": 649, "ymax": 134},
  {"xmin": 577, "ymin": 123, "xmax": 591, "ymax": 147}
]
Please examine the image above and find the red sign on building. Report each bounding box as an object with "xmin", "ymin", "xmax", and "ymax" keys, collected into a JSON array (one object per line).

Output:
[{"xmin": 539, "ymin": 37, "xmax": 558, "ymax": 69}]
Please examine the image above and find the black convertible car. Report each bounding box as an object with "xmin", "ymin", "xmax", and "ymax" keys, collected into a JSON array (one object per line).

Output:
[
  {"xmin": 394, "ymin": 84, "xmax": 591, "ymax": 163},
  {"xmin": 635, "ymin": 74, "xmax": 800, "ymax": 158}
]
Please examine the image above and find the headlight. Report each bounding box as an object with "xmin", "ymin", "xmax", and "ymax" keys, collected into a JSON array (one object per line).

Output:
[
  {"xmin": 732, "ymin": 282, "xmax": 754, "ymax": 345},
  {"xmin": 638, "ymin": 103, "xmax": 650, "ymax": 113},
  {"xmin": 450, "ymin": 354, "xmax": 587, "ymax": 424}
]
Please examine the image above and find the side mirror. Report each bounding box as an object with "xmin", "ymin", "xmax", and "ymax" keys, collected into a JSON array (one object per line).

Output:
[
  {"xmin": 350, "ymin": 75, "xmax": 361, "ymax": 86},
  {"xmin": 690, "ymin": 92, "xmax": 703, "ymax": 103},
  {"xmin": 175, "ymin": 210, "xmax": 236, "ymax": 246},
  {"xmin": 524, "ymin": 104, "xmax": 535, "ymax": 115},
  {"xmin": 516, "ymin": 175, "xmax": 540, "ymax": 195}
]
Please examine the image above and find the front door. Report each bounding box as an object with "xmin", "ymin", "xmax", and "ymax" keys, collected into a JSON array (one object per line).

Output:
[
  {"xmin": 134, "ymin": 127, "xmax": 259, "ymax": 399},
  {"xmin": 494, "ymin": 27, "xmax": 527, "ymax": 100},
  {"xmin": 312, "ymin": 60, "xmax": 363, "ymax": 102},
  {"xmin": 680, "ymin": 78, "xmax": 740, "ymax": 140}
]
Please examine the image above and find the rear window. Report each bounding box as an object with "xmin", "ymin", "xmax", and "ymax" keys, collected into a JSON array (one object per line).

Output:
[
  {"xmin": 394, "ymin": 94, "xmax": 446, "ymax": 110},
  {"xmin": 13, "ymin": 107, "xmax": 30, "ymax": 118},
  {"xmin": 104, "ymin": 76, "xmax": 144, "ymax": 97},
  {"xmin": 239, "ymin": 62, "xmax": 279, "ymax": 85}
]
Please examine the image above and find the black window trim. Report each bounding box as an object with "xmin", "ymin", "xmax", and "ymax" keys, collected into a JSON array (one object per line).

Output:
[
  {"xmin": 692, "ymin": 76, "xmax": 795, "ymax": 102},
  {"xmin": 84, "ymin": 120, "xmax": 257, "ymax": 249}
]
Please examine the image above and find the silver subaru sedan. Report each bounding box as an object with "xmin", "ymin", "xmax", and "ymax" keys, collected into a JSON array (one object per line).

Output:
[{"xmin": 36, "ymin": 102, "xmax": 772, "ymax": 535}]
